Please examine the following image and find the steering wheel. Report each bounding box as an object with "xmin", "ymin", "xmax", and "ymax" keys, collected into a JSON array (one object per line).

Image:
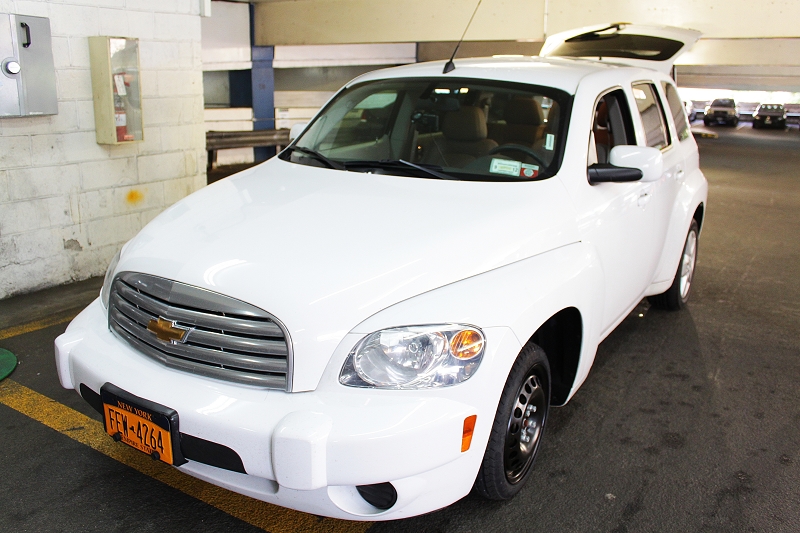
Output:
[{"xmin": 488, "ymin": 144, "xmax": 547, "ymax": 168}]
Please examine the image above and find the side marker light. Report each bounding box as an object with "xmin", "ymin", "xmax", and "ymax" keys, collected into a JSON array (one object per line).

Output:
[{"xmin": 461, "ymin": 415, "xmax": 477, "ymax": 452}]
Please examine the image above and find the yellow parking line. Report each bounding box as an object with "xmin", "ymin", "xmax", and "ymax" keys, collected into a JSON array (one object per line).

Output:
[
  {"xmin": 0, "ymin": 309, "xmax": 81, "ymax": 340},
  {"xmin": 0, "ymin": 379, "xmax": 371, "ymax": 533}
]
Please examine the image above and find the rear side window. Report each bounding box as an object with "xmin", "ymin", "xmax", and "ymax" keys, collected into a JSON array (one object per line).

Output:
[
  {"xmin": 632, "ymin": 83, "xmax": 670, "ymax": 149},
  {"xmin": 661, "ymin": 82, "xmax": 691, "ymax": 142}
]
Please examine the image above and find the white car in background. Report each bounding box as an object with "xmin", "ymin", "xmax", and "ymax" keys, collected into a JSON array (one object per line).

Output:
[{"xmin": 56, "ymin": 24, "xmax": 707, "ymax": 520}]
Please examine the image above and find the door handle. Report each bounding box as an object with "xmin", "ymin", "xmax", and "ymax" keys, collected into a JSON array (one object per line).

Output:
[
  {"xmin": 676, "ymin": 168, "xmax": 685, "ymax": 181},
  {"xmin": 20, "ymin": 22, "xmax": 31, "ymax": 48},
  {"xmin": 637, "ymin": 189, "xmax": 652, "ymax": 207}
]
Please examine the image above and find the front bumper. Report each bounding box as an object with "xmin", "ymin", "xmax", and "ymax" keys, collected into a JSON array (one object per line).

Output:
[
  {"xmin": 707, "ymin": 111, "xmax": 736, "ymax": 123},
  {"xmin": 55, "ymin": 299, "xmax": 521, "ymax": 519}
]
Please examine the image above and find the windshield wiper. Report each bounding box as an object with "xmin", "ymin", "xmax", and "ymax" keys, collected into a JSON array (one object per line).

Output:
[
  {"xmin": 344, "ymin": 159, "xmax": 457, "ymax": 180},
  {"xmin": 287, "ymin": 146, "xmax": 345, "ymax": 170}
]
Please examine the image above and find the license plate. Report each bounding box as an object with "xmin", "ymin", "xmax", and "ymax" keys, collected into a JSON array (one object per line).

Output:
[
  {"xmin": 765, "ymin": 117, "xmax": 772, "ymax": 124},
  {"xmin": 101, "ymin": 383, "xmax": 182, "ymax": 465}
]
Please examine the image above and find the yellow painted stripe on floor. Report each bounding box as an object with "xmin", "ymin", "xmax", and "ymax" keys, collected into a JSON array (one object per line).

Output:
[
  {"xmin": 0, "ymin": 379, "xmax": 371, "ymax": 533},
  {"xmin": 0, "ymin": 309, "xmax": 81, "ymax": 340}
]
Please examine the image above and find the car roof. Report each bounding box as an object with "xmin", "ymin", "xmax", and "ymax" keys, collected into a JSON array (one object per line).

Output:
[{"xmin": 347, "ymin": 56, "xmax": 635, "ymax": 95}]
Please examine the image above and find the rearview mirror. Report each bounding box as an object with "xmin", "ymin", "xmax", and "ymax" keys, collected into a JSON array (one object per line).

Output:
[{"xmin": 289, "ymin": 123, "xmax": 308, "ymax": 142}]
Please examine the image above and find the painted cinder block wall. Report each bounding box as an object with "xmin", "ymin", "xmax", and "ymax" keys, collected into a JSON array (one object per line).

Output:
[{"xmin": 0, "ymin": 0, "xmax": 207, "ymax": 300}]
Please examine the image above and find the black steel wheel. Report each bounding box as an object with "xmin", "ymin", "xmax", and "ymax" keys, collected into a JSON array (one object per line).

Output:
[{"xmin": 474, "ymin": 343, "xmax": 550, "ymax": 500}]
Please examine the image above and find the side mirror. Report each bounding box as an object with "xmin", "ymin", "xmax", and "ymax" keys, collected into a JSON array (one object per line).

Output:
[
  {"xmin": 608, "ymin": 145, "xmax": 663, "ymax": 182},
  {"xmin": 588, "ymin": 145, "xmax": 662, "ymax": 184},
  {"xmin": 289, "ymin": 122, "xmax": 308, "ymax": 142}
]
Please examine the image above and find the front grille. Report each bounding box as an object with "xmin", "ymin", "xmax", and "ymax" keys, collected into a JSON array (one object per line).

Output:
[{"xmin": 108, "ymin": 272, "xmax": 292, "ymax": 390}]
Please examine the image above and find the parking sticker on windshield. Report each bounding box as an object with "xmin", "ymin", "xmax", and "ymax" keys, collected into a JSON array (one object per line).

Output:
[
  {"xmin": 520, "ymin": 164, "xmax": 539, "ymax": 178},
  {"xmin": 490, "ymin": 158, "xmax": 522, "ymax": 176},
  {"xmin": 545, "ymin": 134, "xmax": 555, "ymax": 151}
]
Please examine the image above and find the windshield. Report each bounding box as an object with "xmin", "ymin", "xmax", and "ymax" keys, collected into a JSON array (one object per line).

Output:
[
  {"xmin": 711, "ymin": 99, "xmax": 735, "ymax": 107},
  {"xmin": 282, "ymin": 77, "xmax": 571, "ymax": 181}
]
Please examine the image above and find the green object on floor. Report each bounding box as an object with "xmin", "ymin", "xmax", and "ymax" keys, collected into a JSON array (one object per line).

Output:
[{"xmin": 0, "ymin": 348, "xmax": 17, "ymax": 381}]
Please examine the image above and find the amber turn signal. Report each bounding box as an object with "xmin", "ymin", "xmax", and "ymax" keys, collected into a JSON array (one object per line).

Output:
[
  {"xmin": 450, "ymin": 329, "xmax": 485, "ymax": 360},
  {"xmin": 461, "ymin": 415, "xmax": 477, "ymax": 452}
]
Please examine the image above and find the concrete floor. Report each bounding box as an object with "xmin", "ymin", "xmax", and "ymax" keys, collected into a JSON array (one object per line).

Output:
[{"xmin": 1, "ymin": 124, "xmax": 798, "ymax": 532}]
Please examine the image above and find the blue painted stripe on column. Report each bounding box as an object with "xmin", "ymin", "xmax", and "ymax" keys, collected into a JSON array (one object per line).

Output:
[{"xmin": 252, "ymin": 46, "xmax": 275, "ymax": 161}]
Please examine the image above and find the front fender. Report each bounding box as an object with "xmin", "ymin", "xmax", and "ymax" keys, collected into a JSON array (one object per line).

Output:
[{"xmin": 351, "ymin": 242, "xmax": 605, "ymax": 403}]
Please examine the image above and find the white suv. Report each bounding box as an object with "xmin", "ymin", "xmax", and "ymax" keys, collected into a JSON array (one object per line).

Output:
[{"xmin": 56, "ymin": 24, "xmax": 707, "ymax": 520}]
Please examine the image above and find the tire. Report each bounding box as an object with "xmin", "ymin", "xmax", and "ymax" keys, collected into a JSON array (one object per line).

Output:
[
  {"xmin": 474, "ymin": 343, "xmax": 550, "ymax": 500},
  {"xmin": 703, "ymin": 118, "xmax": 711, "ymax": 126},
  {"xmin": 649, "ymin": 219, "xmax": 699, "ymax": 311},
  {"xmin": 753, "ymin": 122, "xmax": 759, "ymax": 129},
  {"xmin": 731, "ymin": 117, "xmax": 739, "ymax": 127}
]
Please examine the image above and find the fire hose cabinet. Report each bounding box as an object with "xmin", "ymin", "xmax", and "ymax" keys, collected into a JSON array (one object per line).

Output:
[
  {"xmin": 89, "ymin": 36, "xmax": 143, "ymax": 144},
  {"xmin": 0, "ymin": 13, "xmax": 58, "ymax": 117}
]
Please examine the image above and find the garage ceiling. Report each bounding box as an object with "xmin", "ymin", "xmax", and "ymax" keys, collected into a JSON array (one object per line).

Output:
[{"xmin": 244, "ymin": 0, "xmax": 800, "ymax": 91}]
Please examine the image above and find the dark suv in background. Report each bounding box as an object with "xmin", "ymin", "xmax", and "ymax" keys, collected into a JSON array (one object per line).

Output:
[
  {"xmin": 704, "ymin": 98, "xmax": 739, "ymax": 126},
  {"xmin": 752, "ymin": 104, "xmax": 787, "ymax": 129}
]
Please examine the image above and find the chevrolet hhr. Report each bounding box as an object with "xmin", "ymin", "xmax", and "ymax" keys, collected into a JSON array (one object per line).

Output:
[{"xmin": 56, "ymin": 24, "xmax": 708, "ymax": 519}]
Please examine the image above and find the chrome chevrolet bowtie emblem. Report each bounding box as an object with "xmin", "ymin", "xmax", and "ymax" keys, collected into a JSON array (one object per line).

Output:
[{"xmin": 147, "ymin": 317, "xmax": 190, "ymax": 344}]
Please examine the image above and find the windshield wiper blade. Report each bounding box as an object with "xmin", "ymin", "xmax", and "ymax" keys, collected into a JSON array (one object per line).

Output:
[
  {"xmin": 396, "ymin": 159, "xmax": 457, "ymax": 180},
  {"xmin": 344, "ymin": 159, "xmax": 457, "ymax": 180},
  {"xmin": 288, "ymin": 146, "xmax": 345, "ymax": 170}
]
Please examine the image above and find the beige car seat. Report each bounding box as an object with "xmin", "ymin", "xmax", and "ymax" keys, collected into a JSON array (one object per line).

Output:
[{"xmin": 433, "ymin": 106, "xmax": 498, "ymax": 167}]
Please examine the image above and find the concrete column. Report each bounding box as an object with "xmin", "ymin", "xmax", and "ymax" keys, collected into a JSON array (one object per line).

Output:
[{"xmin": 251, "ymin": 46, "xmax": 276, "ymax": 162}]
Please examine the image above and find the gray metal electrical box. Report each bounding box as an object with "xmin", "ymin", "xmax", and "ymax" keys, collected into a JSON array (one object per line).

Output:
[{"xmin": 0, "ymin": 13, "xmax": 58, "ymax": 117}]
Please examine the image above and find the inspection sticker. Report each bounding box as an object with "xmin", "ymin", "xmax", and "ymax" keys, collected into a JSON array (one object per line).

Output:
[
  {"xmin": 520, "ymin": 163, "xmax": 539, "ymax": 178},
  {"xmin": 545, "ymin": 133, "xmax": 555, "ymax": 151},
  {"xmin": 490, "ymin": 158, "xmax": 522, "ymax": 176}
]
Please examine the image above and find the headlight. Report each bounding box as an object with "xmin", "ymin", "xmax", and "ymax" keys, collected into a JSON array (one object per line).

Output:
[
  {"xmin": 100, "ymin": 250, "xmax": 121, "ymax": 309},
  {"xmin": 339, "ymin": 325, "xmax": 485, "ymax": 389}
]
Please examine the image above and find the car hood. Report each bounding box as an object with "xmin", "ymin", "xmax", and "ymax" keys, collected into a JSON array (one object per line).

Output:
[{"xmin": 119, "ymin": 158, "xmax": 579, "ymax": 390}]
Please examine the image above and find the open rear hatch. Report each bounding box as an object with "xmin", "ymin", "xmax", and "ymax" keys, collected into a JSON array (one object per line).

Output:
[{"xmin": 540, "ymin": 23, "xmax": 701, "ymax": 74}]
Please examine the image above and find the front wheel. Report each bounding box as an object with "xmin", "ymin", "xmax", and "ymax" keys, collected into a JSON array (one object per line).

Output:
[
  {"xmin": 474, "ymin": 343, "xmax": 550, "ymax": 500},
  {"xmin": 649, "ymin": 219, "xmax": 699, "ymax": 311}
]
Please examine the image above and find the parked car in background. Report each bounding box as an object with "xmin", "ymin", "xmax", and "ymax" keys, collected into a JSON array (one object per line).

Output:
[
  {"xmin": 684, "ymin": 100, "xmax": 696, "ymax": 122},
  {"xmin": 752, "ymin": 104, "xmax": 787, "ymax": 129},
  {"xmin": 55, "ymin": 23, "xmax": 707, "ymax": 520},
  {"xmin": 704, "ymin": 98, "xmax": 739, "ymax": 126}
]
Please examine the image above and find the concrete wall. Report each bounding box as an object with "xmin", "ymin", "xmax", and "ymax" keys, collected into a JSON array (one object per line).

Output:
[
  {"xmin": 201, "ymin": 0, "xmax": 250, "ymax": 71},
  {"xmin": 0, "ymin": 0, "xmax": 207, "ymax": 300}
]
